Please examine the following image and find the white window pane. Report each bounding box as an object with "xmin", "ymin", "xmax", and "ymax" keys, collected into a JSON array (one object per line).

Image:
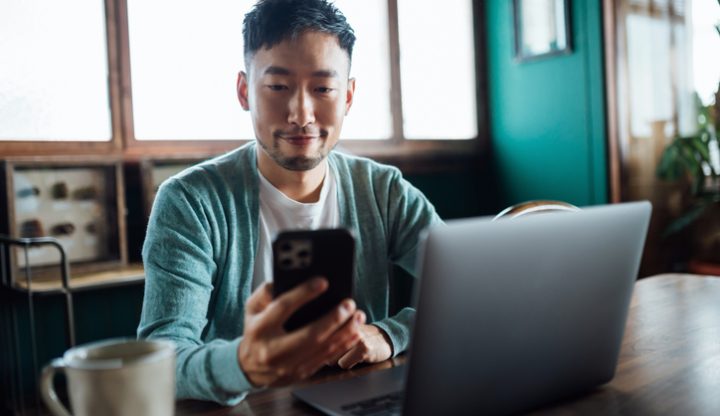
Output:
[
  {"xmin": 0, "ymin": 0, "xmax": 111, "ymax": 141},
  {"xmin": 129, "ymin": 0, "xmax": 391, "ymax": 141},
  {"xmin": 332, "ymin": 0, "xmax": 392, "ymax": 140},
  {"xmin": 674, "ymin": 23, "xmax": 696, "ymax": 137},
  {"xmin": 691, "ymin": 0, "xmax": 720, "ymax": 106},
  {"xmin": 626, "ymin": 15, "xmax": 674, "ymax": 138},
  {"xmin": 128, "ymin": 0, "xmax": 255, "ymax": 140},
  {"xmin": 398, "ymin": 0, "xmax": 477, "ymax": 139}
]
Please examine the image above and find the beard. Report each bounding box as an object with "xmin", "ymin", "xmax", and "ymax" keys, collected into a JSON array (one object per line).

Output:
[{"xmin": 258, "ymin": 129, "xmax": 334, "ymax": 171}]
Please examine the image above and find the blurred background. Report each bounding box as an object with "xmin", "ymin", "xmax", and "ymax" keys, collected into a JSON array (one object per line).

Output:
[{"xmin": 1, "ymin": 0, "xmax": 718, "ymax": 414}]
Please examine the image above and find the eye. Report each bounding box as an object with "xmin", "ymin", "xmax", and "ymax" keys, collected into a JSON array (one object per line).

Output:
[
  {"xmin": 315, "ymin": 87, "xmax": 334, "ymax": 94},
  {"xmin": 266, "ymin": 84, "xmax": 288, "ymax": 91}
]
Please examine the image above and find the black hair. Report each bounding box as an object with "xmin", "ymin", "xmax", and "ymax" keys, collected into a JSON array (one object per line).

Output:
[{"xmin": 242, "ymin": 0, "xmax": 356, "ymax": 70}]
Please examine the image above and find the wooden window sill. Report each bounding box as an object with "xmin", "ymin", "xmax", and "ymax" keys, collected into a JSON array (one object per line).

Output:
[{"xmin": 12, "ymin": 263, "xmax": 145, "ymax": 293}]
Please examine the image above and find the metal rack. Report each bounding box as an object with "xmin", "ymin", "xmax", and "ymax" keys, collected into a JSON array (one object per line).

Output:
[{"xmin": 0, "ymin": 235, "xmax": 76, "ymax": 416}]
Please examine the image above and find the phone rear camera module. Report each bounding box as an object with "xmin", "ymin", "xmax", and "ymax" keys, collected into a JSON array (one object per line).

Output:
[
  {"xmin": 275, "ymin": 238, "xmax": 313, "ymax": 270},
  {"xmin": 280, "ymin": 258, "xmax": 294, "ymax": 269}
]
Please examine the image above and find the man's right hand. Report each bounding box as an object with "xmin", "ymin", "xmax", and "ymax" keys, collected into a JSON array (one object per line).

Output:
[{"xmin": 237, "ymin": 278, "xmax": 365, "ymax": 387}]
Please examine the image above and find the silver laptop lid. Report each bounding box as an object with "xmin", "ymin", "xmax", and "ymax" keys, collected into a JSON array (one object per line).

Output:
[{"xmin": 404, "ymin": 201, "xmax": 651, "ymax": 415}]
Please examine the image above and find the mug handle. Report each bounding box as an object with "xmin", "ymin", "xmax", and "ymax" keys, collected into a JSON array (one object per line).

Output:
[{"xmin": 40, "ymin": 358, "xmax": 73, "ymax": 416}]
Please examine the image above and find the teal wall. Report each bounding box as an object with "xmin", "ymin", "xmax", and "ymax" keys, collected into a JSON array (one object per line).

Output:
[{"xmin": 486, "ymin": 0, "xmax": 608, "ymax": 207}]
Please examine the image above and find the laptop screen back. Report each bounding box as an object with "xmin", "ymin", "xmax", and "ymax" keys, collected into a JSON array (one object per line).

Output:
[{"xmin": 403, "ymin": 201, "xmax": 651, "ymax": 415}]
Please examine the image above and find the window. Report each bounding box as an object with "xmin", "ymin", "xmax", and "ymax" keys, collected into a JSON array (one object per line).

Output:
[
  {"xmin": 1, "ymin": 0, "xmax": 481, "ymax": 156},
  {"xmin": 0, "ymin": 0, "xmax": 112, "ymax": 141},
  {"xmin": 127, "ymin": 0, "xmax": 252, "ymax": 141},
  {"xmin": 621, "ymin": 0, "xmax": 719, "ymax": 139},
  {"xmin": 398, "ymin": 0, "xmax": 477, "ymax": 139},
  {"xmin": 611, "ymin": 0, "xmax": 720, "ymax": 203},
  {"xmin": 332, "ymin": 0, "xmax": 393, "ymax": 140}
]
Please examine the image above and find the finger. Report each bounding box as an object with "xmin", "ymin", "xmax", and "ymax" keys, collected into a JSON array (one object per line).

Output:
[
  {"xmin": 324, "ymin": 311, "xmax": 367, "ymax": 366},
  {"xmin": 254, "ymin": 316, "xmax": 363, "ymax": 387},
  {"xmin": 261, "ymin": 277, "xmax": 328, "ymax": 325},
  {"xmin": 273, "ymin": 309, "xmax": 364, "ymax": 376},
  {"xmin": 283, "ymin": 299, "xmax": 358, "ymax": 349},
  {"xmin": 324, "ymin": 348, "xmax": 346, "ymax": 367},
  {"xmin": 337, "ymin": 343, "xmax": 367, "ymax": 370},
  {"xmin": 245, "ymin": 282, "xmax": 274, "ymax": 314},
  {"xmin": 264, "ymin": 302, "xmax": 358, "ymax": 368},
  {"xmin": 254, "ymin": 304, "xmax": 362, "ymax": 376},
  {"xmin": 296, "ymin": 312, "xmax": 366, "ymax": 377},
  {"xmin": 302, "ymin": 311, "xmax": 365, "ymax": 369}
]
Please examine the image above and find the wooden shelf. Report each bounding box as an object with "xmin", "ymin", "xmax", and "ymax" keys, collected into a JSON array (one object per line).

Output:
[{"xmin": 12, "ymin": 264, "xmax": 144, "ymax": 293}]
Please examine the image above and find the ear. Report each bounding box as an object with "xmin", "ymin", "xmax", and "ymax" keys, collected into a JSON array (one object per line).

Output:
[
  {"xmin": 345, "ymin": 77, "xmax": 356, "ymax": 115},
  {"xmin": 237, "ymin": 71, "xmax": 250, "ymax": 111}
]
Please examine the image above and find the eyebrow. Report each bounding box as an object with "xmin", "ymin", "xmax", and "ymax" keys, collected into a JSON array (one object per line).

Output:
[
  {"xmin": 311, "ymin": 69, "xmax": 338, "ymax": 78},
  {"xmin": 263, "ymin": 66, "xmax": 338, "ymax": 78},
  {"xmin": 263, "ymin": 66, "xmax": 291, "ymax": 76}
]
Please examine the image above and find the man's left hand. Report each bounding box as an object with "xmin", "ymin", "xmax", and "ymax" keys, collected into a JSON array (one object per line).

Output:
[{"xmin": 332, "ymin": 324, "xmax": 393, "ymax": 369}]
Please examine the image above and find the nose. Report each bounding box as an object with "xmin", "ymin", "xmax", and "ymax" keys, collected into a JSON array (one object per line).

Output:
[{"xmin": 287, "ymin": 89, "xmax": 315, "ymax": 127}]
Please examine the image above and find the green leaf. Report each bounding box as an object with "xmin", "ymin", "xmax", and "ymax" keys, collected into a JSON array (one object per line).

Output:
[
  {"xmin": 656, "ymin": 131, "xmax": 719, "ymax": 185},
  {"xmin": 662, "ymin": 201, "xmax": 712, "ymax": 238},
  {"xmin": 679, "ymin": 142, "xmax": 700, "ymax": 175},
  {"xmin": 657, "ymin": 144, "xmax": 683, "ymax": 180},
  {"xmin": 689, "ymin": 136, "xmax": 711, "ymax": 162}
]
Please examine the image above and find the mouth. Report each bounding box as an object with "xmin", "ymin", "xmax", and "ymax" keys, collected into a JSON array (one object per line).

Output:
[{"xmin": 280, "ymin": 135, "xmax": 320, "ymax": 146}]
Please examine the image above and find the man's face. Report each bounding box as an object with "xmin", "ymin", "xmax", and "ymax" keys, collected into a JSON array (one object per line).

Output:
[{"xmin": 237, "ymin": 31, "xmax": 355, "ymax": 171}]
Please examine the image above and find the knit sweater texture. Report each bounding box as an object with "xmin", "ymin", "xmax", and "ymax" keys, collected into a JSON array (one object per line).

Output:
[{"xmin": 138, "ymin": 143, "xmax": 441, "ymax": 404}]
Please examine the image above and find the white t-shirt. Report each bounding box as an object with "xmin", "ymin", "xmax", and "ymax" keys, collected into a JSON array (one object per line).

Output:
[{"xmin": 251, "ymin": 162, "xmax": 339, "ymax": 290}]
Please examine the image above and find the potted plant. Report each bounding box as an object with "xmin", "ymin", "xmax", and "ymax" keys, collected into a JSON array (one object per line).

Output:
[{"xmin": 656, "ymin": 85, "xmax": 720, "ymax": 273}]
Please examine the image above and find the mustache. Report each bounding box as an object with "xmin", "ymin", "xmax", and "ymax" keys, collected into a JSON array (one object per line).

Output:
[{"xmin": 273, "ymin": 127, "xmax": 327, "ymax": 138}]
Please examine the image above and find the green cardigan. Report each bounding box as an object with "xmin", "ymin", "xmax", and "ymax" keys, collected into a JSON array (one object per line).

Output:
[{"xmin": 137, "ymin": 143, "xmax": 441, "ymax": 405}]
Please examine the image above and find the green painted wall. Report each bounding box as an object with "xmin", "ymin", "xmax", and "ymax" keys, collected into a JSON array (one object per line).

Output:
[{"xmin": 486, "ymin": 0, "xmax": 608, "ymax": 207}]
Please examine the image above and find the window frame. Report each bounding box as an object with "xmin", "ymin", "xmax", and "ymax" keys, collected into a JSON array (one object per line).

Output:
[
  {"xmin": 0, "ymin": 0, "xmax": 488, "ymax": 162},
  {"xmin": 604, "ymin": 0, "xmax": 689, "ymax": 203},
  {"xmin": 0, "ymin": 0, "xmax": 124, "ymax": 156}
]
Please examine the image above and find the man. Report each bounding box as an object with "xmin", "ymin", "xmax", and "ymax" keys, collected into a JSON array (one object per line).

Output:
[{"xmin": 138, "ymin": 0, "xmax": 441, "ymax": 405}]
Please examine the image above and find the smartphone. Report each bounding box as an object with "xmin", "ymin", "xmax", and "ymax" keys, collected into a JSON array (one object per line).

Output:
[{"xmin": 272, "ymin": 228, "xmax": 355, "ymax": 332}]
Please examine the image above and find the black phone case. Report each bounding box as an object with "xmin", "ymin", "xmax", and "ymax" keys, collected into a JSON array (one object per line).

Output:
[{"xmin": 272, "ymin": 228, "xmax": 355, "ymax": 332}]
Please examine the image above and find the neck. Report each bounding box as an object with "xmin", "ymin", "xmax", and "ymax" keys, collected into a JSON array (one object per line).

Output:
[{"xmin": 257, "ymin": 151, "xmax": 327, "ymax": 203}]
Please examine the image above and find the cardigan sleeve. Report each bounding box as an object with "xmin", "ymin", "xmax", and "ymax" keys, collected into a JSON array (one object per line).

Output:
[
  {"xmin": 385, "ymin": 169, "xmax": 443, "ymax": 274},
  {"xmin": 373, "ymin": 168, "xmax": 443, "ymax": 356},
  {"xmin": 137, "ymin": 179, "xmax": 253, "ymax": 405}
]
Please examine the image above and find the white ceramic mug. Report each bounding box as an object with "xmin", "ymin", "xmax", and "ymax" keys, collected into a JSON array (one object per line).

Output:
[{"xmin": 39, "ymin": 338, "xmax": 176, "ymax": 416}]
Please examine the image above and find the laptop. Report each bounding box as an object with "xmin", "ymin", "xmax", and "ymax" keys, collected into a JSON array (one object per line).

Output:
[{"xmin": 293, "ymin": 201, "xmax": 651, "ymax": 416}]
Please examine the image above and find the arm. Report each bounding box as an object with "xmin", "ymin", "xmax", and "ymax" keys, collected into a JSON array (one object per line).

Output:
[
  {"xmin": 334, "ymin": 169, "xmax": 442, "ymax": 368},
  {"xmin": 373, "ymin": 169, "xmax": 442, "ymax": 356},
  {"xmin": 138, "ymin": 179, "xmax": 251, "ymax": 405}
]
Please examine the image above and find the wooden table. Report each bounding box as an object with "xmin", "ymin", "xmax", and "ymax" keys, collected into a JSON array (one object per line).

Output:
[{"xmin": 176, "ymin": 274, "xmax": 720, "ymax": 415}]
